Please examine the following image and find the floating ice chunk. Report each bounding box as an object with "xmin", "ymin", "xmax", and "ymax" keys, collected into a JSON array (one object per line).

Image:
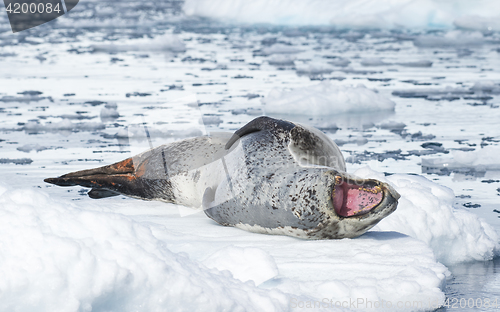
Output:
[
  {"xmin": 354, "ymin": 167, "xmax": 500, "ymax": 265},
  {"xmin": 16, "ymin": 144, "xmax": 49, "ymax": 153},
  {"xmin": 84, "ymin": 100, "xmax": 106, "ymax": 106},
  {"xmin": 259, "ymin": 44, "xmax": 304, "ymax": 56},
  {"xmin": 326, "ymin": 58, "xmax": 351, "ymax": 67},
  {"xmin": 454, "ymin": 15, "xmax": 500, "ymax": 32},
  {"xmin": 379, "ymin": 121, "xmax": 406, "ymax": 130},
  {"xmin": 57, "ymin": 15, "xmax": 159, "ymax": 29},
  {"xmin": 18, "ymin": 90, "xmax": 43, "ymax": 96},
  {"xmin": 262, "ymin": 82, "xmax": 395, "ymax": 116},
  {"xmin": 282, "ymin": 29, "xmax": 308, "ymax": 37},
  {"xmin": 470, "ymin": 80, "xmax": 500, "ymax": 93},
  {"xmin": 396, "ymin": 60, "xmax": 433, "ymax": 68},
  {"xmin": 392, "ymin": 86, "xmax": 473, "ymax": 99},
  {"xmin": 203, "ymin": 246, "xmax": 279, "ymax": 285},
  {"xmin": 115, "ymin": 128, "xmax": 129, "ymax": 138},
  {"xmin": 200, "ymin": 116, "xmax": 222, "ymax": 125},
  {"xmin": 120, "ymin": 125, "xmax": 204, "ymax": 140},
  {"xmin": 23, "ymin": 120, "xmax": 105, "ymax": 132},
  {"xmin": 414, "ymin": 31, "xmax": 485, "ymax": 48},
  {"xmin": 0, "ymin": 187, "xmax": 290, "ymax": 312},
  {"xmin": 24, "ymin": 120, "xmax": 73, "ymax": 131},
  {"xmin": 126, "ymin": 92, "xmax": 152, "ymax": 98},
  {"xmin": 422, "ymin": 146, "xmax": 500, "ymax": 175},
  {"xmin": 360, "ymin": 57, "xmax": 391, "ymax": 66},
  {"xmin": 0, "ymin": 158, "xmax": 33, "ymax": 165},
  {"xmin": 426, "ymin": 94, "xmax": 460, "ymax": 101},
  {"xmin": 315, "ymin": 122, "xmax": 339, "ymax": 131},
  {"xmin": 91, "ymin": 34, "xmax": 186, "ymax": 53},
  {"xmin": 341, "ymin": 68, "xmax": 382, "ymax": 75},
  {"xmin": 295, "ymin": 63, "xmax": 336, "ymax": 76},
  {"xmin": 58, "ymin": 114, "xmax": 96, "ymax": 120},
  {"xmin": 231, "ymin": 108, "xmax": 263, "ymax": 116},
  {"xmin": 0, "ymin": 95, "xmax": 47, "ymax": 102},
  {"xmin": 100, "ymin": 102, "xmax": 120, "ymax": 121},
  {"xmin": 471, "ymin": 80, "xmax": 497, "ymax": 91},
  {"xmin": 267, "ymin": 54, "xmax": 295, "ymax": 66}
]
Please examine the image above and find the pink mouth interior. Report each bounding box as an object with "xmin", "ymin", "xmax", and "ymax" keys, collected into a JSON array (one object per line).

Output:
[{"xmin": 333, "ymin": 181, "xmax": 383, "ymax": 217}]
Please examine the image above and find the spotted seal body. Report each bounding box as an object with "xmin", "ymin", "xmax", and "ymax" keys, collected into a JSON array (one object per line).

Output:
[{"xmin": 45, "ymin": 117, "xmax": 399, "ymax": 239}]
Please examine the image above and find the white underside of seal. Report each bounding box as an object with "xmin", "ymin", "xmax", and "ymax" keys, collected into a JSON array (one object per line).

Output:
[{"xmin": 234, "ymin": 223, "xmax": 312, "ymax": 238}]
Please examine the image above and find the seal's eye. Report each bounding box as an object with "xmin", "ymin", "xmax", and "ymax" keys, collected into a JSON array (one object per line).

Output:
[{"xmin": 332, "ymin": 178, "xmax": 383, "ymax": 217}]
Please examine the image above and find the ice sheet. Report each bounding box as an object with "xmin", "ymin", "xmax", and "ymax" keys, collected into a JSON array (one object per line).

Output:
[
  {"xmin": 0, "ymin": 183, "xmax": 450, "ymax": 311},
  {"xmin": 184, "ymin": 0, "xmax": 500, "ymax": 29}
]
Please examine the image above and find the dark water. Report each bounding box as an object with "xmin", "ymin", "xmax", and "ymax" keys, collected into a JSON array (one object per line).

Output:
[{"xmin": 437, "ymin": 257, "xmax": 500, "ymax": 311}]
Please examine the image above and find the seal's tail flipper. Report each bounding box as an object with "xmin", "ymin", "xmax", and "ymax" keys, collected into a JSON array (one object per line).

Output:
[
  {"xmin": 44, "ymin": 157, "xmax": 134, "ymax": 186},
  {"xmin": 44, "ymin": 157, "xmax": 173, "ymax": 201}
]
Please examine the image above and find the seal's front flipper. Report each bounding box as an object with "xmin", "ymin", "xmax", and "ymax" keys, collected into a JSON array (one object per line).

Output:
[
  {"xmin": 202, "ymin": 187, "xmax": 231, "ymax": 226},
  {"xmin": 225, "ymin": 116, "xmax": 295, "ymax": 150},
  {"xmin": 87, "ymin": 189, "xmax": 120, "ymax": 199}
]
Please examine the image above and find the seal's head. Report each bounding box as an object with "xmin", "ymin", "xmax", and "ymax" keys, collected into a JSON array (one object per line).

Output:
[{"xmin": 314, "ymin": 171, "xmax": 400, "ymax": 239}]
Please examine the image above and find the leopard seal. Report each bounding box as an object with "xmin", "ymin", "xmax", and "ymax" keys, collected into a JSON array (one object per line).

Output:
[{"xmin": 45, "ymin": 116, "xmax": 399, "ymax": 239}]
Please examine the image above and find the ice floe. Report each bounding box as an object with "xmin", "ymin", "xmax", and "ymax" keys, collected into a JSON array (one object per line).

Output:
[
  {"xmin": 100, "ymin": 103, "xmax": 120, "ymax": 121},
  {"xmin": 258, "ymin": 44, "xmax": 304, "ymax": 56},
  {"xmin": 184, "ymin": 0, "xmax": 500, "ymax": 29},
  {"xmin": 0, "ymin": 182, "xmax": 455, "ymax": 311},
  {"xmin": 414, "ymin": 30, "xmax": 486, "ymax": 48},
  {"xmin": 16, "ymin": 144, "xmax": 50, "ymax": 153},
  {"xmin": 0, "ymin": 186, "xmax": 291, "ymax": 312},
  {"xmin": 91, "ymin": 34, "xmax": 186, "ymax": 53},
  {"xmin": 267, "ymin": 54, "xmax": 296, "ymax": 66},
  {"xmin": 295, "ymin": 63, "xmax": 337, "ymax": 76},
  {"xmin": 23, "ymin": 120, "xmax": 105, "ymax": 133},
  {"xmin": 422, "ymin": 146, "xmax": 500, "ymax": 176},
  {"xmin": 262, "ymin": 82, "xmax": 395, "ymax": 115}
]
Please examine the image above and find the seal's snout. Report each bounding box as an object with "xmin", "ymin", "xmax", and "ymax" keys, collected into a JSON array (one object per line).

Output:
[{"xmin": 384, "ymin": 182, "xmax": 400, "ymax": 201}]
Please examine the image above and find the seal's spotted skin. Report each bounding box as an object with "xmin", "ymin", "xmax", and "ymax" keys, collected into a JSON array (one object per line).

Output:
[{"xmin": 45, "ymin": 116, "xmax": 400, "ymax": 239}]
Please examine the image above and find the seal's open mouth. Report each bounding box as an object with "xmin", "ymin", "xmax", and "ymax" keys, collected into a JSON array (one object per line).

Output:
[{"xmin": 332, "ymin": 178, "xmax": 384, "ymax": 217}]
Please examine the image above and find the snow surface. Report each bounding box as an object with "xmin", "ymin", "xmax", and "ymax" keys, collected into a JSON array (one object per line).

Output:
[
  {"xmin": 0, "ymin": 184, "xmax": 290, "ymax": 312},
  {"xmin": 184, "ymin": 0, "xmax": 500, "ymax": 29},
  {"xmin": 0, "ymin": 181, "xmax": 452, "ymax": 311},
  {"xmin": 262, "ymin": 82, "xmax": 395, "ymax": 115}
]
